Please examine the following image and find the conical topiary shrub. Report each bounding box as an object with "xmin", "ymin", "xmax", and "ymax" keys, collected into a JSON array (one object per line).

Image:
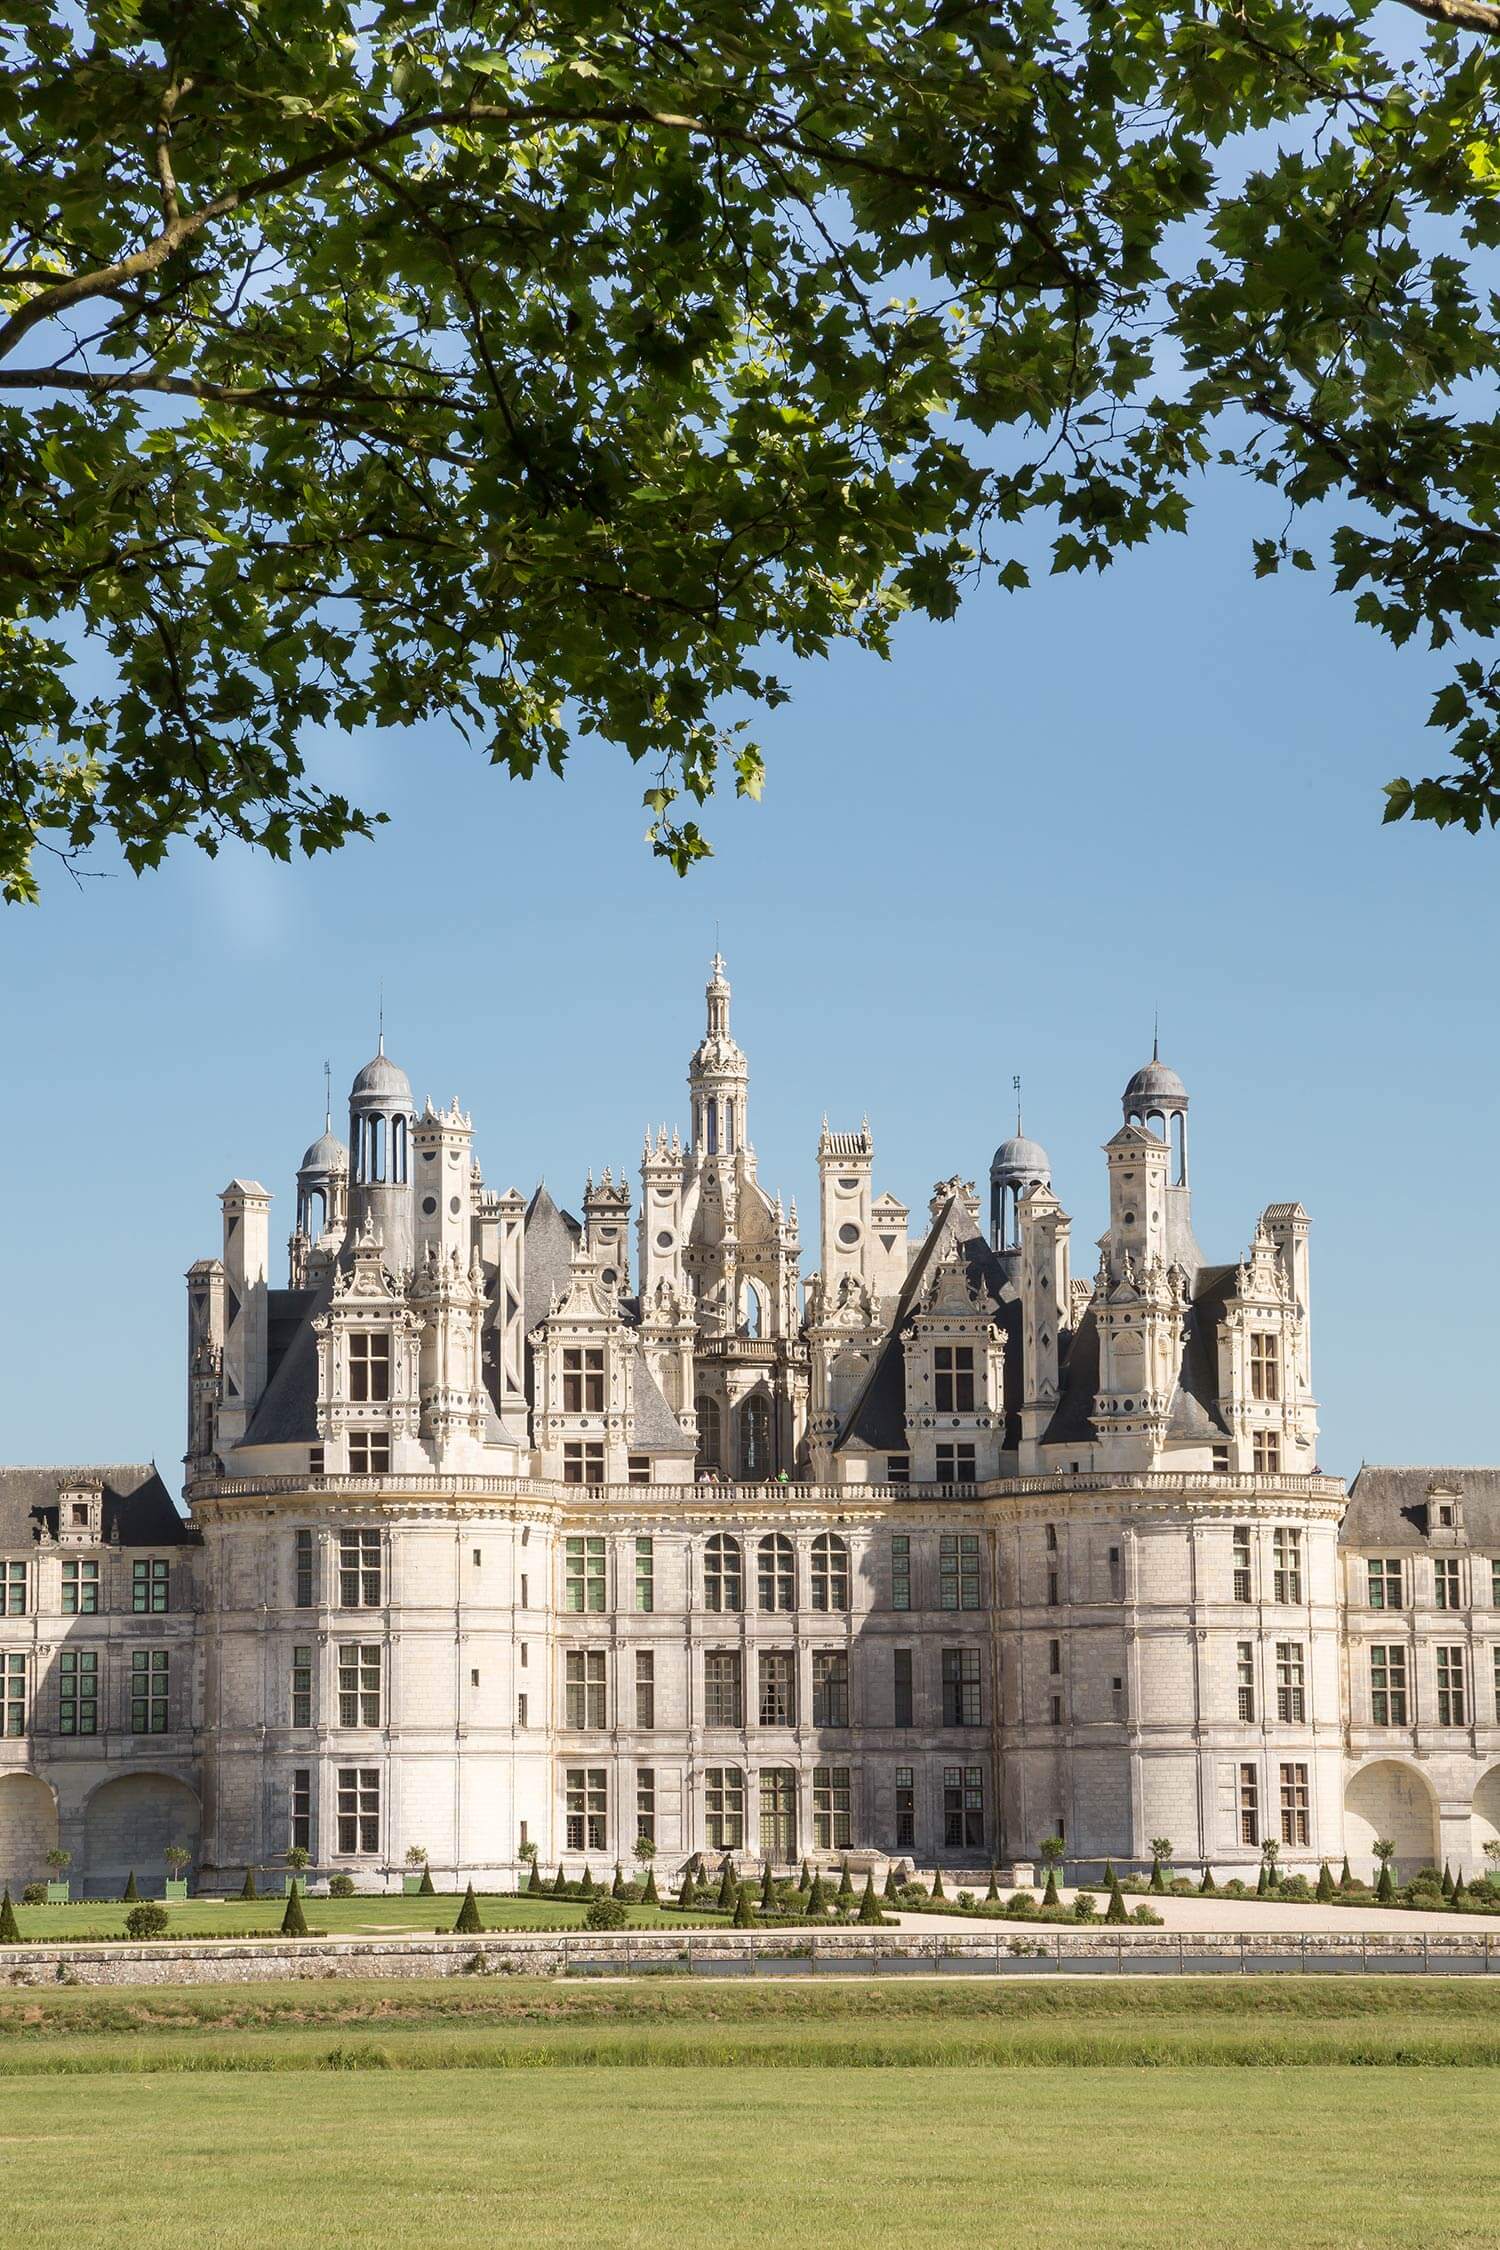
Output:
[
  {"xmin": 883, "ymin": 1864, "xmax": 901, "ymax": 1901},
  {"xmin": 642, "ymin": 1866, "xmax": 660, "ymax": 1906},
  {"xmin": 1454, "ymin": 1873, "xmax": 1469, "ymax": 1906},
  {"xmin": 1105, "ymin": 1877, "xmax": 1128, "ymax": 1925},
  {"xmin": 419, "ymin": 1864, "xmax": 436, "ymax": 1897},
  {"xmin": 1199, "ymin": 1867, "xmax": 1217, "ymax": 1895},
  {"xmin": 985, "ymin": 1869, "xmax": 1000, "ymax": 1902},
  {"xmin": 580, "ymin": 1865, "xmax": 596, "ymax": 1899},
  {"xmin": 553, "ymin": 1864, "xmax": 568, "ymax": 1895},
  {"xmin": 1256, "ymin": 1862, "xmax": 1270, "ymax": 1898},
  {"xmin": 1150, "ymin": 1859, "xmax": 1167, "ymax": 1895},
  {"xmin": 280, "ymin": 1880, "xmax": 308, "ymax": 1937},
  {"xmin": 716, "ymin": 1861, "xmax": 738, "ymax": 1913},
  {"xmin": 799, "ymin": 1859, "xmax": 812, "ymax": 1892},
  {"xmin": 612, "ymin": 1863, "xmax": 625, "ymax": 1899},
  {"xmin": 528, "ymin": 1858, "xmax": 545, "ymax": 1895},
  {"xmin": 0, "ymin": 1888, "xmax": 19, "ymax": 1943},
  {"xmin": 1316, "ymin": 1861, "xmax": 1336, "ymax": 1902},
  {"xmin": 1377, "ymin": 1860, "xmax": 1396, "ymax": 1904},
  {"xmin": 858, "ymin": 1873, "xmax": 882, "ymax": 1925},
  {"xmin": 238, "ymin": 1866, "xmax": 256, "ymax": 1902},
  {"xmin": 760, "ymin": 1863, "xmax": 775, "ymax": 1911},
  {"xmin": 806, "ymin": 1871, "xmax": 828, "ymax": 1916},
  {"xmin": 836, "ymin": 1857, "xmax": 854, "ymax": 1904},
  {"xmin": 1339, "ymin": 1853, "xmax": 1357, "ymax": 1891},
  {"xmin": 1042, "ymin": 1867, "xmax": 1059, "ymax": 1908},
  {"xmin": 1442, "ymin": 1862, "xmax": 1456, "ymax": 1900},
  {"xmin": 733, "ymin": 1885, "xmax": 755, "ymax": 1928},
  {"xmin": 455, "ymin": 1882, "xmax": 482, "ymax": 1934},
  {"xmin": 123, "ymin": 1870, "xmax": 140, "ymax": 1903},
  {"xmin": 1101, "ymin": 1858, "xmax": 1116, "ymax": 1888},
  {"xmin": 930, "ymin": 1866, "xmax": 945, "ymax": 1900}
]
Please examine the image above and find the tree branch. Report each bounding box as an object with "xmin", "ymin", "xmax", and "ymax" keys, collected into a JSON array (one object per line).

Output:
[{"xmin": 1394, "ymin": 0, "xmax": 1500, "ymax": 33}]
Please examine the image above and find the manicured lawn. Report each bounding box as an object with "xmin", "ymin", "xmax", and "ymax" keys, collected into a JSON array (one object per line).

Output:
[
  {"xmin": 1, "ymin": 1892, "xmax": 718, "ymax": 1941},
  {"xmin": 3, "ymin": 2066, "xmax": 1494, "ymax": 2248}
]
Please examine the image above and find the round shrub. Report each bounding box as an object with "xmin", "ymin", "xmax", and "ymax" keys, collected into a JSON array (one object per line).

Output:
[
  {"xmin": 1073, "ymin": 1891, "xmax": 1098, "ymax": 1921},
  {"xmin": 585, "ymin": 1894, "xmax": 628, "ymax": 1930},
  {"xmin": 328, "ymin": 1873, "xmax": 355, "ymax": 1898},
  {"xmin": 124, "ymin": 1903, "xmax": 170, "ymax": 1941},
  {"xmin": 20, "ymin": 1884, "xmax": 44, "ymax": 1906}
]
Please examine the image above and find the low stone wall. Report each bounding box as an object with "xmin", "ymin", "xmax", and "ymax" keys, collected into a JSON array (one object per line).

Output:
[{"xmin": 4, "ymin": 1926, "xmax": 1500, "ymax": 1987}]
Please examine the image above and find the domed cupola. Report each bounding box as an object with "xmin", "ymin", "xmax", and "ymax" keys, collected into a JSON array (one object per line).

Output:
[
  {"xmin": 990, "ymin": 1116, "xmax": 1051, "ymax": 1251},
  {"xmin": 346, "ymin": 1033, "xmax": 415, "ymax": 1271},
  {"xmin": 688, "ymin": 952, "xmax": 749, "ymax": 1159},
  {"xmin": 1122, "ymin": 1034, "xmax": 1189, "ymax": 1187}
]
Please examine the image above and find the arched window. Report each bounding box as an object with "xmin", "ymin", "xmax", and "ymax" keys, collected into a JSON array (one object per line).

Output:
[
  {"xmin": 1171, "ymin": 1110, "xmax": 1187, "ymax": 1187},
  {"xmin": 740, "ymin": 1283, "xmax": 763, "ymax": 1339},
  {"xmin": 811, "ymin": 1532, "xmax": 850, "ymax": 1614},
  {"xmin": 739, "ymin": 1393, "xmax": 771, "ymax": 1479},
  {"xmin": 703, "ymin": 1533, "xmax": 742, "ymax": 1614},
  {"xmin": 695, "ymin": 1394, "xmax": 721, "ymax": 1471},
  {"xmin": 725, "ymin": 1104, "xmax": 735, "ymax": 1154},
  {"xmin": 392, "ymin": 1114, "xmax": 408, "ymax": 1184},
  {"xmin": 706, "ymin": 1103, "xmax": 719, "ymax": 1156},
  {"xmin": 758, "ymin": 1533, "xmax": 795, "ymax": 1612},
  {"xmin": 370, "ymin": 1114, "xmax": 386, "ymax": 1183}
]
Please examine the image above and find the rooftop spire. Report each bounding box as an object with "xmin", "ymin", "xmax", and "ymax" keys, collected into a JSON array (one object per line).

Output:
[
  {"xmin": 324, "ymin": 1059, "xmax": 332, "ymax": 1135},
  {"xmin": 1013, "ymin": 1072, "xmax": 1023, "ymax": 1136},
  {"xmin": 1152, "ymin": 1005, "xmax": 1159, "ymax": 1063}
]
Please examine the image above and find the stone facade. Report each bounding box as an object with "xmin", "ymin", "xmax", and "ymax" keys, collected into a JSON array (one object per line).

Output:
[{"xmin": 2, "ymin": 960, "xmax": 1496, "ymax": 1891}]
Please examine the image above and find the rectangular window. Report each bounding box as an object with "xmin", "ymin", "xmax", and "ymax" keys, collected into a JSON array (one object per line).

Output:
[
  {"xmin": 132, "ymin": 1557, "xmax": 170, "ymax": 1614},
  {"xmin": 891, "ymin": 1534, "xmax": 911, "ymax": 1612},
  {"xmin": 634, "ymin": 1538, "xmax": 654, "ymax": 1613},
  {"xmin": 1274, "ymin": 1641, "xmax": 1305, "ymax": 1724},
  {"xmin": 636, "ymin": 1768, "xmax": 656, "ymax": 1846},
  {"xmin": 564, "ymin": 1536, "xmax": 606, "ymax": 1612},
  {"xmin": 1279, "ymin": 1761, "xmax": 1310, "ymax": 1846},
  {"xmin": 336, "ymin": 1765, "xmax": 379, "ymax": 1854},
  {"xmin": 1254, "ymin": 1430, "xmax": 1282, "ymax": 1475},
  {"xmin": 940, "ymin": 1533, "xmax": 981, "ymax": 1612},
  {"xmin": 942, "ymin": 1646, "xmax": 982, "ymax": 1727},
  {"xmin": 1232, "ymin": 1526, "xmax": 1252, "ymax": 1603},
  {"xmin": 517, "ymin": 1692, "xmax": 528, "ymax": 1728},
  {"xmin": 347, "ymin": 1331, "xmax": 391, "ymax": 1402},
  {"xmin": 566, "ymin": 1766, "xmax": 608, "ymax": 1852},
  {"xmin": 1370, "ymin": 1644, "xmax": 1408, "ymax": 1727},
  {"xmin": 704, "ymin": 1649, "xmax": 743, "ymax": 1728},
  {"xmin": 1049, "ymin": 1637, "xmax": 1062, "ymax": 1676},
  {"xmin": 295, "ymin": 1528, "xmax": 316, "ymax": 1609},
  {"xmin": 562, "ymin": 1346, "xmax": 606, "ymax": 1412},
  {"xmin": 565, "ymin": 1648, "xmax": 607, "ymax": 1730},
  {"xmin": 758, "ymin": 1649, "xmax": 795, "ymax": 1728},
  {"xmin": 886, "ymin": 1454, "xmax": 910, "ymax": 1486},
  {"xmin": 895, "ymin": 1765, "xmax": 915, "ymax": 1850},
  {"xmin": 943, "ymin": 1763, "xmax": 984, "ymax": 1850},
  {"xmin": 1437, "ymin": 1645, "xmax": 1467, "ymax": 1726},
  {"xmin": 628, "ymin": 1455, "xmax": 652, "ymax": 1487},
  {"xmin": 1237, "ymin": 1640, "xmax": 1255, "ymax": 1722},
  {"xmin": 1492, "ymin": 1558, "xmax": 1500, "ymax": 1609},
  {"xmin": 0, "ymin": 1561, "xmax": 24, "ymax": 1616},
  {"xmin": 934, "ymin": 1443, "xmax": 977, "ymax": 1484},
  {"xmin": 1047, "ymin": 1568, "xmax": 1060, "ymax": 1608},
  {"xmin": 813, "ymin": 1765, "xmax": 852, "ymax": 1851},
  {"xmin": 338, "ymin": 1529, "xmax": 382, "ymax": 1608},
  {"xmin": 703, "ymin": 1766, "xmax": 744, "ymax": 1851},
  {"xmin": 1250, "ymin": 1332, "xmax": 1280, "ymax": 1401},
  {"xmin": 59, "ymin": 1648, "xmax": 97, "ymax": 1736},
  {"xmin": 814, "ymin": 1647, "xmax": 850, "ymax": 1728},
  {"xmin": 1049, "ymin": 1693, "xmax": 1063, "ymax": 1727},
  {"xmin": 933, "ymin": 1344, "xmax": 975, "ymax": 1413},
  {"xmin": 291, "ymin": 1644, "xmax": 313, "ymax": 1729},
  {"xmin": 309, "ymin": 1445, "xmax": 324, "ymax": 1477},
  {"xmin": 1367, "ymin": 1557, "xmax": 1403, "ymax": 1611},
  {"xmin": 759, "ymin": 1767, "xmax": 796, "ymax": 1860},
  {"xmin": 346, "ymin": 1431, "xmax": 391, "ymax": 1474},
  {"xmin": 337, "ymin": 1643, "xmax": 382, "ymax": 1728},
  {"xmin": 1109, "ymin": 1545, "xmax": 1123, "ymax": 1598},
  {"xmin": 562, "ymin": 1440, "xmax": 605, "ymax": 1486},
  {"xmin": 1272, "ymin": 1528, "xmax": 1302, "ymax": 1605},
  {"xmin": 61, "ymin": 1558, "xmax": 98, "ymax": 1616},
  {"xmin": 292, "ymin": 1767, "xmax": 311, "ymax": 1854},
  {"xmin": 893, "ymin": 1647, "xmax": 913, "ymax": 1728},
  {"xmin": 1239, "ymin": 1762, "xmax": 1260, "ymax": 1846},
  {"xmin": 1111, "ymin": 1675, "xmax": 1126, "ymax": 1721},
  {"xmin": 131, "ymin": 1647, "xmax": 169, "ymax": 1733},
  {"xmin": 1435, "ymin": 1558, "xmax": 1462, "ymax": 1612},
  {"xmin": 635, "ymin": 1649, "xmax": 655, "ymax": 1730},
  {"xmin": 0, "ymin": 1650, "xmax": 24, "ymax": 1736}
]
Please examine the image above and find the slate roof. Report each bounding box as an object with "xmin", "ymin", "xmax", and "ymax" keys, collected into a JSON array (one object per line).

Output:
[
  {"xmin": 242, "ymin": 1283, "xmax": 329, "ymax": 1447},
  {"xmin": 630, "ymin": 1348, "xmax": 695, "ymax": 1456},
  {"xmin": 0, "ymin": 1465, "xmax": 193, "ymax": 1547},
  {"xmin": 1040, "ymin": 1264, "xmax": 1231, "ymax": 1450},
  {"xmin": 1342, "ymin": 1467, "xmax": 1500, "ymax": 1550}
]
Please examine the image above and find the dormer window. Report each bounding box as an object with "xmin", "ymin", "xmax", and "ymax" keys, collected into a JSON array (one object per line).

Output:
[
  {"xmin": 563, "ymin": 1348, "xmax": 605, "ymax": 1412},
  {"xmin": 348, "ymin": 1333, "xmax": 390, "ymax": 1402},
  {"xmin": 934, "ymin": 1345, "xmax": 975, "ymax": 1413},
  {"xmin": 1249, "ymin": 1333, "xmax": 1280, "ymax": 1401}
]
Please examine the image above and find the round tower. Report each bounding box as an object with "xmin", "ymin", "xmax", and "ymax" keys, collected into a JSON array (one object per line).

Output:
[
  {"xmin": 688, "ymin": 952, "xmax": 749, "ymax": 1160},
  {"xmin": 347, "ymin": 1037, "xmax": 414, "ymax": 1272},
  {"xmin": 1122, "ymin": 1042, "xmax": 1189, "ymax": 1187},
  {"xmin": 990, "ymin": 1123, "xmax": 1051, "ymax": 1252}
]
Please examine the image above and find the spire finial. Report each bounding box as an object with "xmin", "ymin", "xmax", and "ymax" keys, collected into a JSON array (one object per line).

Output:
[
  {"xmin": 1013, "ymin": 1072, "xmax": 1022, "ymax": 1136},
  {"xmin": 324, "ymin": 1059, "xmax": 332, "ymax": 1135},
  {"xmin": 378, "ymin": 982, "xmax": 385, "ymax": 1058},
  {"xmin": 1152, "ymin": 1006, "xmax": 1159, "ymax": 1063}
]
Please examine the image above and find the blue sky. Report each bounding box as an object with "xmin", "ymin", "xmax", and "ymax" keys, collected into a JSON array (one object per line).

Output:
[{"xmin": 5, "ymin": 462, "xmax": 1494, "ymax": 1482}]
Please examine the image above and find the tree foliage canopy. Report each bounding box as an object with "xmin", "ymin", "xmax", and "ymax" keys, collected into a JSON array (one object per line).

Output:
[{"xmin": 3, "ymin": 0, "xmax": 1498, "ymax": 900}]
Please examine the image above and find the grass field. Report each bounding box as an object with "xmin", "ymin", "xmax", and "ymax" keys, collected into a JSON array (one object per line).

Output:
[
  {"xmin": 2, "ymin": 1891, "xmax": 718, "ymax": 1940},
  {"xmin": 4, "ymin": 2064, "xmax": 1497, "ymax": 2248},
  {"xmin": 6, "ymin": 1981, "xmax": 1496, "ymax": 2247}
]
